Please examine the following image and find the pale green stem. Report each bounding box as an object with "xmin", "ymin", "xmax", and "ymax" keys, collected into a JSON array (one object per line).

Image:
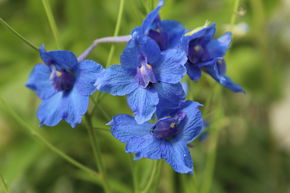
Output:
[
  {"xmin": 152, "ymin": 160, "xmax": 163, "ymax": 193},
  {"xmin": 141, "ymin": 160, "xmax": 162, "ymax": 193},
  {"xmin": 129, "ymin": 154, "xmax": 138, "ymax": 193},
  {"xmin": 0, "ymin": 175, "xmax": 9, "ymax": 193},
  {"xmin": 199, "ymin": 127, "xmax": 219, "ymax": 193},
  {"xmin": 0, "ymin": 18, "xmax": 38, "ymax": 51},
  {"xmin": 106, "ymin": 0, "xmax": 125, "ymax": 67},
  {"xmin": 41, "ymin": 0, "xmax": 62, "ymax": 49},
  {"xmin": 85, "ymin": 115, "xmax": 111, "ymax": 193},
  {"xmin": 230, "ymin": 0, "xmax": 241, "ymax": 32},
  {"xmin": 90, "ymin": 98, "xmax": 111, "ymax": 121},
  {"xmin": 0, "ymin": 98, "xmax": 101, "ymax": 182}
]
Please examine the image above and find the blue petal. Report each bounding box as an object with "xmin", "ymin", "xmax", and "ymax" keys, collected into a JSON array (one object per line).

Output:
[
  {"xmin": 141, "ymin": 2, "xmax": 163, "ymax": 34},
  {"xmin": 37, "ymin": 86, "xmax": 89, "ymax": 128},
  {"xmin": 165, "ymin": 142, "xmax": 193, "ymax": 174},
  {"xmin": 181, "ymin": 81, "xmax": 189, "ymax": 96},
  {"xmin": 39, "ymin": 45, "xmax": 78, "ymax": 71},
  {"xmin": 155, "ymin": 82, "xmax": 185, "ymax": 118},
  {"xmin": 207, "ymin": 32, "xmax": 232, "ymax": 58},
  {"xmin": 95, "ymin": 65, "xmax": 138, "ymax": 96},
  {"xmin": 182, "ymin": 23, "xmax": 216, "ymax": 55},
  {"xmin": 178, "ymin": 101, "xmax": 204, "ymax": 143},
  {"xmin": 126, "ymin": 135, "xmax": 194, "ymax": 174},
  {"xmin": 120, "ymin": 37, "xmax": 161, "ymax": 69},
  {"xmin": 26, "ymin": 63, "xmax": 56, "ymax": 100},
  {"xmin": 185, "ymin": 62, "xmax": 202, "ymax": 82},
  {"xmin": 204, "ymin": 60, "xmax": 245, "ymax": 93},
  {"xmin": 154, "ymin": 48, "xmax": 187, "ymax": 83},
  {"xmin": 127, "ymin": 87, "xmax": 159, "ymax": 124},
  {"xmin": 76, "ymin": 60, "xmax": 103, "ymax": 96},
  {"xmin": 109, "ymin": 114, "xmax": 153, "ymax": 142},
  {"xmin": 126, "ymin": 135, "xmax": 167, "ymax": 159},
  {"xmin": 37, "ymin": 92, "xmax": 63, "ymax": 127},
  {"xmin": 120, "ymin": 39, "xmax": 140, "ymax": 70},
  {"xmin": 160, "ymin": 20, "xmax": 186, "ymax": 49},
  {"xmin": 62, "ymin": 87, "xmax": 90, "ymax": 127}
]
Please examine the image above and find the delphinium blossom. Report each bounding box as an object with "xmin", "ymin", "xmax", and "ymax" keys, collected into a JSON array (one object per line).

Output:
[
  {"xmin": 109, "ymin": 100, "xmax": 203, "ymax": 174},
  {"xmin": 26, "ymin": 45, "xmax": 102, "ymax": 127},
  {"xmin": 132, "ymin": 0, "xmax": 185, "ymax": 51},
  {"xmin": 95, "ymin": 36, "xmax": 186, "ymax": 124},
  {"xmin": 182, "ymin": 23, "xmax": 244, "ymax": 93},
  {"xmin": 95, "ymin": 0, "xmax": 188, "ymax": 124}
]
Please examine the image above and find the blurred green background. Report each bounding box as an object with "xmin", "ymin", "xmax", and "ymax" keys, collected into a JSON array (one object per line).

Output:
[{"xmin": 0, "ymin": 0, "xmax": 290, "ymax": 192}]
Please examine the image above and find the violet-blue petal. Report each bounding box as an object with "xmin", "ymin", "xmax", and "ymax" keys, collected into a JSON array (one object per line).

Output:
[
  {"xmin": 141, "ymin": 0, "xmax": 164, "ymax": 34},
  {"xmin": 207, "ymin": 32, "xmax": 232, "ymax": 58},
  {"xmin": 154, "ymin": 48, "xmax": 187, "ymax": 83},
  {"xmin": 127, "ymin": 87, "xmax": 159, "ymax": 124},
  {"xmin": 160, "ymin": 20, "xmax": 186, "ymax": 49},
  {"xmin": 178, "ymin": 101, "xmax": 203, "ymax": 143},
  {"xmin": 126, "ymin": 135, "xmax": 167, "ymax": 160},
  {"xmin": 76, "ymin": 60, "xmax": 103, "ymax": 96},
  {"xmin": 204, "ymin": 62, "xmax": 245, "ymax": 93},
  {"xmin": 185, "ymin": 62, "xmax": 202, "ymax": 82},
  {"xmin": 39, "ymin": 45, "xmax": 78, "ymax": 71},
  {"xmin": 155, "ymin": 82, "xmax": 185, "ymax": 118},
  {"xmin": 165, "ymin": 142, "xmax": 193, "ymax": 174},
  {"xmin": 120, "ymin": 37, "xmax": 161, "ymax": 69},
  {"xmin": 182, "ymin": 23, "xmax": 216, "ymax": 55},
  {"xmin": 26, "ymin": 63, "xmax": 56, "ymax": 100},
  {"xmin": 109, "ymin": 114, "xmax": 153, "ymax": 143},
  {"xmin": 37, "ymin": 87, "xmax": 89, "ymax": 128},
  {"xmin": 62, "ymin": 87, "xmax": 89, "ymax": 128},
  {"xmin": 95, "ymin": 65, "xmax": 138, "ymax": 96},
  {"xmin": 37, "ymin": 92, "xmax": 63, "ymax": 127}
]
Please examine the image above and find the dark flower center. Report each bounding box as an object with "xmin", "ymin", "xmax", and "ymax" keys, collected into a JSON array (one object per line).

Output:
[
  {"xmin": 50, "ymin": 68, "xmax": 75, "ymax": 91},
  {"xmin": 148, "ymin": 29, "xmax": 169, "ymax": 51},
  {"xmin": 188, "ymin": 38, "xmax": 210, "ymax": 64},
  {"xmin": 136, "ymin": 61, "xmax": 157, "ymax": 88},
  {"xmin": 152, "ymin": 112, "xmax": 186, "ymax": 140}
]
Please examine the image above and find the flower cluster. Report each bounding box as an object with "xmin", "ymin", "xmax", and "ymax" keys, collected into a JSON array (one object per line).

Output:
[{"xmin": 26, "ymin": 0, "xmax": 244, "ymax": 174}]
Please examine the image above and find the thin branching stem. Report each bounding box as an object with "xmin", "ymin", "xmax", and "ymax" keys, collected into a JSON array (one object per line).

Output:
[
  {"xmin": 78, "ymin": 35, "xmax": 131, "ymax": 62},
  {"xmin": 85, "ymin": 114, "xmax": 111, "ymax": 193},
  {"xmin": 0, "ymin": 175, "xmax": 9, "ymax": 193},
  {"xmin": 41, "ymin": 0, "xmax": 62, "ymax": 49},
  {"xmin": 0, "ymin": 18, "xmax": 38, "ymax": 51},
  {"xmin": 106, "ymin": 0, "xmax": 125, "ymax": 67},
  {"xmin": 0, "ymin": 98, "xmax": 101, "ymax": 182}
]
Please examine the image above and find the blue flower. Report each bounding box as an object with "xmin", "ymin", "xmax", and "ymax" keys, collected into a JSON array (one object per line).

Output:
[
  {"xmin": 108, "ymin": 100, "xmax": 203, "ymax": 174},
  {"xmin": 26, "ymin": 45, "xmax": 103, "ymax": 128},
  {"xmin": 182, "ymin": 23, "xmax": 245, "ymax": 93},
  {"xmin": 95, "ymin": 37, "xmax": 187, "ymax": 124},
  {"xmin": 133, "ymin": 0, "xmax": 185, "ymax": 51}
]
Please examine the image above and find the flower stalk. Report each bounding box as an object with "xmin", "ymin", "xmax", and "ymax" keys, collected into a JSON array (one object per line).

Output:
[
  {"xmin": 0, "ymin": 18, "xmax": 38, "ymax": 51},
  {"xmin": 106, "ymin": 0, "xmax": 125, "ymax": 67},
  {"xmin": 0, "ymin": 97, "xmax": 101, "ymax": 182},
  {"xmin": 85, "ymin": 114, "xmax": 111, "ymax": 193},
  {"xmin": 78, "ymin": 35, "xmax": 131, "ymax": 62},
  {"xmin": 41, "ymin": 0, "xmax": 62, "ymax": 49}
]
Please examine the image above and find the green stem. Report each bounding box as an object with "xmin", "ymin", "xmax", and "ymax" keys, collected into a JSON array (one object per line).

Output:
[
  {"xmin": 41, "ymin": 0, "xmax": 61, "ymax": 49},
  {"xmin": 141, "ymin": 160, "xmax": 162, "ymax": 193},
  {"xmin": 105, "ymin": 0, "xmax": 125, "ymax": 67},
  {"xmin": 0, "ymin": 175, "xmax": 9, "ymax": 193},
  {"xmin": 0, "ymin": 18, "xmax": 38, "ymax": 51},
  {"xmin": 85, "ymin": 115, "xmax": 111, "ymax": 193},
  {"xmin": 0, "ymin": 98, "xmax": 100, "ymax": 182},
  {"xmin": 90, "ymin": 98, "xmax": 111, "ymax": 121},
  {"xmin": 230, "ymin": 0, "xmax": 240, "ymax": 32},
  {"xmin": 129, "ymin": 154, "xmax": 138, "ymax": 193},
  {"xmin": 199, "ymin": 127, "xmax": 219, "ymax": 193},
  {"xmin": 152, "ymin": 160, "xmax": 163, "ymax": 193}
]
